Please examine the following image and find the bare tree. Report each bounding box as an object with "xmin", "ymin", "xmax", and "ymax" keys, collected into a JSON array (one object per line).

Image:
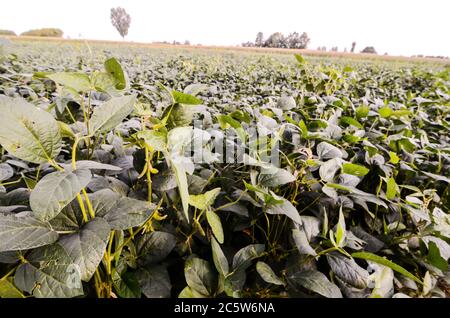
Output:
[
  {"xmin": 110, "ymin": 7, "xmax": 131, "ymax": 40},
  {"xmin": 351, "ymin": 42, "xmax": 356, "ymax": 53}
]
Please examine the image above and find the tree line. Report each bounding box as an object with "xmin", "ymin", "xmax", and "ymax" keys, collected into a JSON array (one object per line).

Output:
[{"xmin": 242, "ymin": 32, "xmax": 311, "ymax": 49}]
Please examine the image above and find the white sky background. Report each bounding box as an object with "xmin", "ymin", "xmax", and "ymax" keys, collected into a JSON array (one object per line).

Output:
[{"xmin": 1, "ymin": 0, "xmax": 449, "ymax": 56}]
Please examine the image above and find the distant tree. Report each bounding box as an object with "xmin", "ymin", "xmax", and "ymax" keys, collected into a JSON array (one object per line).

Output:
[
  {"xmin": 361, "ymin": 46, "xmax": 377, "ymax": 54},
  {"xmin": 331, "ymin": 46, "xmax": 338, "ymax": 52},
  {"xmin": 0, "ymin": 30, "xmax": 16, "ymax": 36},
  {"xmin": 241, "ymin": 41, "xmax": 255, "ymax": 47},
  {"xmin": 264, "ymin": 32, "xmax": 285, "ymax": 48},
  {"xmin": 184, "ymin": 40, "xmax": 190, "ymax": 45},
  {"xmin": 286, "ymin": 32, "xmax": 310, "ymax": 49},
  {"xmin": 21, "ymin": 28, "xmax": 63, "ymax": 37},
  {"xmin": 351, "ymin": 42, "xmax": 356, "ymax": 53},
  {"xmin": 110, "ymin": 7, "xmax": 131, "ymax": 40},
  {"xmin": 255, "ymin": 32, "xmax": 264, "ymax": 47}
]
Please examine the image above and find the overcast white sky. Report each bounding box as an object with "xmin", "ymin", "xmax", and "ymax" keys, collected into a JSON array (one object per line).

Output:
[{"xmin": 1, "ymin": 0, "xmax": 449, "ymax": 56}]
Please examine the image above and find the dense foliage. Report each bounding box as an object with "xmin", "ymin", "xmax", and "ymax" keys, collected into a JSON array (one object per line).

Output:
[
  {"xmin": 0, "ymin": 30, "xmax": 16, "ymax": 36},
  {"xmin": 20, "ymin": 28, "xmax": 63, "ymax": 38},
  {"xmin": 0, "ymin": 41, "xmax": 448, "ymax": 298}
]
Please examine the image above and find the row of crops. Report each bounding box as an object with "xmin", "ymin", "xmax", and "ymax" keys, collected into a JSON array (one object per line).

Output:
[{"xmin": 0, "ymin": 41, "xmax": 448, "ymax": 298}]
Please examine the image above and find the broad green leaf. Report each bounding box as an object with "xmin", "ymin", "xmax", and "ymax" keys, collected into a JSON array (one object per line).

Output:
[
  {"xmin": 0, "ymin": 163, "xmax": 14, "ymax": 182},
  {"xmin": 0, "ymin": 96, "xmax": 62, "ymax": 164},
  {"xmin": 137, "ymin": 265, "xmax": 171, "ymax": 298},
  {"xmin": 90, "ymin": 95, "xmax": 136, "ymax": 134},
  {"xmin": 0, "ymin": 213, "xmax": 59, "ymax": 252},
  {"xmin": 232, "ymin": 244, "xmax": 265, "ymax": 272},
  {"xmin": 136, "ymin": 130, "xmax": 167, "ymax": 152},
  {"xmin": 294, "ymin": 54, "xmax": 305, "ymax": 64},
  {"xmin": 299, "ymin": 120, "xmax": 308, "ymax": 138},
  {"xmin": 277, "ymin": 96, "xmax": 296, "ymax": 110},
  {"xmin": 317, "ymin": 142, "xmax": 343, "ymax": 160},
  {"xmin": 388, "ymin": 151, "xmax": 400, "ymax": 164},
  {"xmin": 256, "ymin": 261, "xmax": 285, "ymax": 286},
  {"xmin": 217, "ymin": 114, "xmax": 246, "ymax": 142},
  {"xmin": 355, "ymin": 105, "xmax": 370, "ymax": 119},
  {"xmin": 266, "ymin": 196, "xmax": 301, "ymax": 225},
  {"xmin": 112, "ymin": 270, "xmax": 141, "ymax": 298},
  {"xmin": 327, "ymin": 253, "xmax": 369, "ymax": 289},
  {"xmin": 211, "ymin": 237, "xmax": 229, "ymax": 276},
  {"xmin": 0, "ymin": 278, "xmax": 24, "ymax": 298},
  {"xmin": 136, "ymin": 231, "xmax": 176, "ymax": 265},
  {"xmin": 386, "ymin": 177, "xmax": 398, "ymax": 200},
  {"xmin": 426, "ymin": 241, "xmax": 448, "ymax": 271},
  {"xmin": 62, "ymin": 160, "xmax": 122, "ymax": 172},
  {"xmin": 288, "ymin": 270, "xmax": 342, "ymax": 298},
  {"xmin": 259, "ymin": 168, "xmax": 296, "ymax": 187},
  {"xmin": 30, "ymin": 169, "xmax": 92, "ymax": 222},
  {"xmin": 178, "ymin": 286, "xmax": 207, "ymax": 298},
  {"xmin": 183, "ymin": 83, "xmax": 209, "ymax": 96},
  {"xmin": 170, "ymin": 157, "xmax": 190, "ymax": 222},
  {"xmin": 172, "ymin": 90, "xmax": 202, "ymax": 105},
  {"xmin": 46, "ymin": 72, "xmax": 91, "ymax": 92},
  {"xmin": 342, "ymin": 163, "xmax": 370, "ymax": 176},
  {"xmin": 14, "ymin": 244, "xmax": 84, "ymax": 298},
  {"xmin": 189, "ymin": 188, "xmax": 221, "ymax": 210},
  {"xmin": 90, "ymin": 189, "xmax": 156, "ymax": 230},
  {"xmin": 58, "ymin": 218, "xmax": 111, "ymax": 281},
  {"xmin": 104, "ymin": 57, "xmax": 127, "ymax": 90},
  {"xmin": 352, "ymin": 251, "xmax": 422, "ymax": 284},
  {"xmin": 340, "ymin": 116, "xmax": 363, "ymax": 129},
  {"xmin": 206, "ymin": 209, "xmax": 224, "ymax": 244},
  {"xmin": 292, "ymin": 228, "xmax": 317, "ymax": 256},
  {"xmin": 319, "ymin": 158, "xmax": 343, "ymax": 182},
  {"xmin": 379, "ymin": 107, "xmax": 393, "ymax": 118},
  {"xmin": 184, "ymin": 257, "xmax": 217, "ymax": 296}
]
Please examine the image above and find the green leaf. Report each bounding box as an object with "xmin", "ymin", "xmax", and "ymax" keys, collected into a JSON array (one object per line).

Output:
[
  {"xmin": 351, "ymin": 251, "xmax": 423, "ymax": 284},
  {"xmin": 355, "ymin": 105, "xmax": 370, "ymax": 119},
  {"xmin": 90, "ymin": 95, "xmax": 136, "ymax": 135},
  {"xmin": 256, "ymin": 261, "xmax": 285, "ymax": 286},
  {"xmin": 104, "ymin": 57, "xmax": 127, "ymax": 90},
  {"xmin": 317, "ymin": 142, "xmax": 343, "ymax": 160},
  {"xmin": 211, "ymin": 237, "xmax": 229, "ymax": 276},
  {"xmin": 0, "ymin": 213, "xmax": 58, "ymax": 252},
  {"xmin": 30, "ymin": 169, "xmax": 92, "ymax": 222},
  {"xmin": 206, "ymin": 209, "xmax": 224, "ymax": 244},
  {"xmin": 172, "ymin": 90, "xmax": 202, "ymax": 105},
  {"xmin": 299, "ymin": 120, "xmax": 308, "ymax": 138},
  {"xmin": 217, "ymin": 114, "xmax": 246, "ymax": 142},
  {"xmin": 342, "ymin": 163, "xmax": 370, "ymax": 176},
  {"xmin": 112, "ymin": 270, "xmax": 141, "ymax": 298},
  {"xmin": 232, "ymin": 244, "xmax": 265, "ymax": 272},
  {"xmin": 386, "ymin": 177, "xmax": 398, "ymax": 200},
  {"xmin": 327, "ymin": 253, "xmax": 369, "ymax": 289},
  {"xmin": 340, "ymin": 116, "xmax": 363, "ymax": 129},
  {"xmin": 90, "ymin": 189, "xmax": 156, "ymax": 230},
  {"xmin": 46, "ymin": 72, "xmax": 91, "ymax": 92},
  {"xmin": 379, "ymin": 107, "xmax": 393, "ymax": 118},
  {"xmin": 136, "ymin": 231, "xmax": 176, "ymax": 265},
  {"xmin": 335, "ymin": 207, "xmax": 347, "ymax": 247},
  {"xmin": 259, "ymin": 168, "xmax": 296, "ymax": 187},
  {"xmin": 184, "ymin": 257, "xmax": 217, "ymax": 296},
  {"xmin": 266, "ymin": 195, "xmax": 301, "ymax": 225},
  {"xmin": 0, "ymin": 96, "xmax": 62, "ymax": 164},
  {"xmin": 388, "ymin": 151, "xmax": 400, "ymax": 164},
  {"xmin": 170, "ymin": 157, "xmax": 190, "ymax": 222},
  {"xmin": 14, "ymin": 244, "xmax": 84, "ymax": 298},
  {"xmin": 294, "ymin": 54, "xmax": 305, "ymax": 64},
  {"xmin": 183, "ymin": 83, "xmax": 209, "ymax": 96},
  {"xmin": 288, "ymin": 270, "xmax": 342, "ymax": 298},
  {"xmin": 277, "ymin": 96, "xmax": 296, "ymax": 110},
  {"xmin": 292, "ymin": 228, "xmax": 317, "ymax": 256},
  {"xmin": 136, "ymin": 130, "xmax": 167, "ymax": 152},
  {"xmin": 137, "ymin": 265, "xmax": 171, "ymax": 298},
  {"xmin": 0, "ymin": 277, "xmax": 24, "ymax": 298},
  {"xmin": 426, "ymin": 241, "xmax": 448, "ymax": 271},
  {"xmin": 178, "ymin": 286, "xmax": 207, "ymax": 298},
  {"xmin": 58, "ymin": 218, "xmax": 111, "ymax": 281},
  {"xmin": 189, "ymin": 188, "xmax": 221, "ymax": 211}
]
